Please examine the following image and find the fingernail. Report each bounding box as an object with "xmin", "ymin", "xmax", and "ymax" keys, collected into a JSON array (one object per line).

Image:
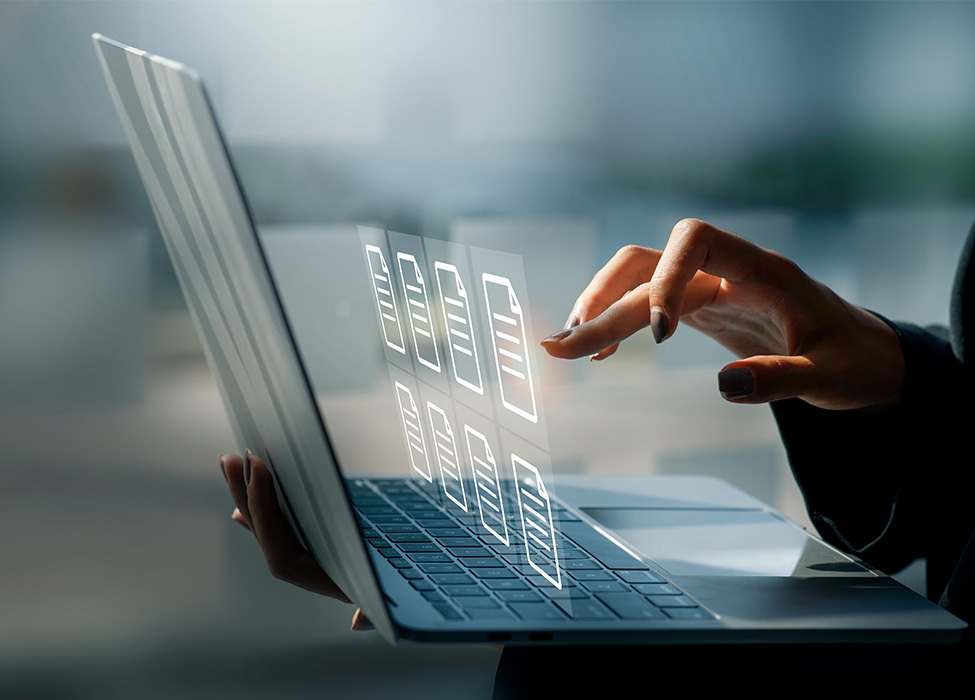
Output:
[
  {"xmin": 718, "ymin": 368, "xmax": 755, "ymax": 400},
  {"xmin": 218, "ymin": 455, "xmax": 229, "ymax": 482},
  {"xmin": 541, "ymin": 328, "xmax": 573, "ymax": 344},
  {"xmin": 650, "ymin": 306, "xmax": 669, "ymax": 344},
  {"xmin": 351, "ymin": 609, "xmax": 375, "ymax": 631},
  {"xmin": 563, "ymin": 314, "xmax": 581, "ymax": 330},
  {"xmin": 244, "ymin": 449, "xmax": 253, "ymax": 486}
]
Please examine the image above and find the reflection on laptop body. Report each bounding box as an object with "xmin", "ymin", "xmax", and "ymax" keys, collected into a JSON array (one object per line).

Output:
[{"xmin": 94, "ymin": 33, "xmax": 966, "ymax": 646}]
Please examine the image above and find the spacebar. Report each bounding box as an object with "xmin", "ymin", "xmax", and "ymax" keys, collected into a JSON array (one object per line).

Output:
[{"xmin": 559, "ymin": 522, "xmax": 650, "ymax": 570}]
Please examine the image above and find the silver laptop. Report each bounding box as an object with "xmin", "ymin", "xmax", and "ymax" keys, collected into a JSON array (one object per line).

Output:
[{"xmin": 93, "ymin": 33, "xmax": 966, "ymax": 646}]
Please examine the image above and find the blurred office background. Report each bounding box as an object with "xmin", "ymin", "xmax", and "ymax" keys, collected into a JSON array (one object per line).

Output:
[{"xmin": 3, "ymin": 1, "xmax": 975, "ymax": 697}]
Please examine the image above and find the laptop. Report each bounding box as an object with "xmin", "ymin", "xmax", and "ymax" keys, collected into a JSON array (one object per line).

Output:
[{"xmin": 92, "ymin": 33, "xmax": 966, "ymax": 646}]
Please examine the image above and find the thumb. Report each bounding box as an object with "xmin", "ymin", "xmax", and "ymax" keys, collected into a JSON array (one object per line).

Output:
[{"xmin": 717, "ymin": 355, "xmax": 817, "ymax": 404}]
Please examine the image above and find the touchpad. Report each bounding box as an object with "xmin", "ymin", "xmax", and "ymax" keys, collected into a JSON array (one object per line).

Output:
[{"xmin": 582, "ymin": 508, "xmax": 868, "ymax": 577}]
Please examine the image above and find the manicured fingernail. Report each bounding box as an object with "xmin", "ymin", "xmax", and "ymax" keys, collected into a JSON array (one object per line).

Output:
[
  {"xmin": 718, "ymin": 368, "xmax": 755, "ymax": 400},
  {"xmin": 650, "ymin": 306, "xmax": 669, "ymax": 344},
  {"xmin": 541, "ymin": 328, "xmax": 573, "ymax": 344},
  {"xmin": 563, "ymin": 314, "xmax": 581, "ymax": 330},
  {"xmin": 244, "ymin": 449, "xmax": 253, "ymax": 486},
  {"xmin": 219, "ymin": 455, "xmax": 229, "ymax": 482}
]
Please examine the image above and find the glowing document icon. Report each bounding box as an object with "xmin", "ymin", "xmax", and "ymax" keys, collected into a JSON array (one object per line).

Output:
[
  {"xmin": 364, "ymin": 244, "xmax": 406, "ymax": 354},
  {"xmin": 394, "ymin": 382, "xmax": 433, "ymax": 482},
  {"xmin": 397, "ymin": 252, "xmax": 441, "ymax": 372},
  {"xmin": 482, "ymin": 274, "xmax": 537, "ymax": 423},
  {"xmin": 434, "ymin": 262, "xmax": 483, "ymax": 395},
  {"xmin": 464, "ymin": 425, "xmax": 510, "ymax": 546},
  {"xmin": 512, "ymin": 455, "xmax": 562, "ymax": 589},
  {"xmin": 426, "ymin": 402, "xmax": 468, "ymax": 512}
]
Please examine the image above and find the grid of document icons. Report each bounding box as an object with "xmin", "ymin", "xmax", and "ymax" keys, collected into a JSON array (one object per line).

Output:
[{"xmin": 360, "ymin": 227, "xmax": 563, "ymax": 591}]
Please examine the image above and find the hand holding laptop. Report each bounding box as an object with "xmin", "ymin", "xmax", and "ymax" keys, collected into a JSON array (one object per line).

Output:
[
  {"xmin": 541, "ymin": 218, "xmax": 906, "ymax": 411},
  {"xmin": 219, "ymin": 453, "xmax": 373, "ymax": 631}
]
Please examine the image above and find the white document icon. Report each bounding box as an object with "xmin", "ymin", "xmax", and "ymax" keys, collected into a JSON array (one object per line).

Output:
[
  {"xmin": 426, "ymin": 401, "xmax": 468, "ymax": 512},
  {"xmin": 512, "ymin": 454, "xmax": 562, "ymax": 589},
  {"xmin": 364, "ymin": 244, "xmax": 406, "ymax": 354},
  {"xmin": 482, "ymin": 273, "xmax": 537, "ymax": 423},
  {"xmin": 434, "ymin": 262, "xmax": 484, "ymax": 395},
  {"xmin": 397, "ymin": 252, "xmax": 441, "ymax": 372},
  {"xmin": 464, "ymin": 425, "xmax": 510, "ymax": 546},
  {"xmin": 394, "ymin": 381, "xmax": 433, "ymax": 482}
]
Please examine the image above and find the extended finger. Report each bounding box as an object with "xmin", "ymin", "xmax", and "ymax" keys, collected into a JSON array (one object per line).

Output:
[
  {"xmin": 565, "ymin": 245, "xmax": 662, "ymax": 327},
  {"xmin": 543, "ymin": 268, "xmax": 721, "ymax": 360},
  {"xmin": 221, "ymin": 454, "xmax": 254, "ymax": 530},
  {"xmin": 649, "ymin": 219, "xmax": 780, "ymax": 343},
  {"xmin": 246, "ymin": 455, "xmax": 352, "ymax": 602}
]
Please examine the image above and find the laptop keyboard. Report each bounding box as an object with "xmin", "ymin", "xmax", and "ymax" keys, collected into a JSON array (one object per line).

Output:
[{"xmin": 349, "ymin": 478, "xmax": 713, "ymax": 623}]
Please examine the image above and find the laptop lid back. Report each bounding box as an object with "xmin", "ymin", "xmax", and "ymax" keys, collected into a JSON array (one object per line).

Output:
[{"xmin": 91, "ymin": 33, "xmax": 397, "ymax": 642}]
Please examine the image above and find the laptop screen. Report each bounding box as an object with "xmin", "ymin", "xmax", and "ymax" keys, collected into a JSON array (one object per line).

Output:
[{"xmin": 262, "ymin": 224, "xmax": 568, "ymax": 593}]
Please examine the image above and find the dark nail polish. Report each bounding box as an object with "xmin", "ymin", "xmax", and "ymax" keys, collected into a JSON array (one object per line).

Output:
[
  {"xmin": 541, "ymin": 328, "xmax": 573, "ymax": 344},
  {"xmin": 718, "ymin": 368, "xmax": 755, "ymax": 400},
  {"xmin": 650, "ymin": 307, "xmax": 669, "ymax": 344},
  {"xmin": 244, "ymin": 449, "xmax": 253, "ymax": 486}
]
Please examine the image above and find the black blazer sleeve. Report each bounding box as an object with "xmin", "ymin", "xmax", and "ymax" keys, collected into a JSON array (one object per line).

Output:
[{"xmin": 771, "ymin": 223, "xmax": 975, "ymax": 604}]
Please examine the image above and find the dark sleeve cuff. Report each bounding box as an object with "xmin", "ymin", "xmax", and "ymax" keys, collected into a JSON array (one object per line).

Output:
[{"xmin": 771, "ymin": 317, "xmax": 967, "ymax": 573}]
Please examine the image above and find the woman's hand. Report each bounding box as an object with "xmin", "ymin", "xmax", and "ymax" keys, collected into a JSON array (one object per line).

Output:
[
  {"xmin": 541, "ymin": 219, "xmax": 906, "ymax": 410},
  {"xmin": 219, "ymin": 452, "xmax": 373, "ymax": 631}
]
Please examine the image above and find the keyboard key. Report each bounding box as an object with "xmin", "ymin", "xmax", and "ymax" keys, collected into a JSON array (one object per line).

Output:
[
  {"xmin": 396, "ymin": 543, "xmax": 442, "ymax": 553},
  {"xmin": 646, "ymin": 595, "xmax": 698, "ymax": 608},
  {"xmin": 509, "ymin": 602, "xmax": 568, "ymax": 621},
  {"xmin": 410, "ymin": 579, "xmax": 436, "ymax": 591},
  {"xmin": 457, "ymin": 557, "xmax": 503, "ymax": 568},
  {"xmin": 430, "ymin": 573, "xmax": 475, "ymax": 586},
  {"xmin": 483, "ymin": 578, "xmax": 530, "ymax": 591},
  {"xmin": 428, "ymin": 528, "xmax": 469, "ymax": 538},
  {"xmin": 405, "ymin": 552, "xmax": 452, "ymax": 563},
  {"xmin": 496, "ymin": 590, "xmax": 543, "ymax": 603},
  {"xmin": 472, "ymin": 568, "xmax": 518, "ymax": 579},
  {"xmin": 632, "ymin": 583, "xmax": 682, "ymax": 596},
  {"xmin": 448, "ymin": 547, "xmax": 492, "ymax": 558},
  {"xmin": 617, "ymin": 570, "xmax": 664, "ymax": 584},
  {"xmin": 399, "ymin": 568, "xmax": 424, "ymax": 580},
  {"xmin": 579, "ymin": 580, "xmax": 629, "ymax": 593},
  {"xmin": 595, "ymin": 592, "xmax": 666, "ymax": 620},
  {"xmin": 452, "ymin": 597, "xmax": 501, "ymax": 609},
  {"xmin": 376, "ymin": 523, "xmax": 420, "ymax": 533},
  {"xmin": 442, "ymin": 585, "xmax": 488, "ymax": 597},
  {"xmin": 376, "ymin": 548, "xmax": 400, "ymax": 559},
  {"xmin": 387, "ymin": 558, "xmax": 414, "ymax": 568},
  {"xmin": 368, "ymin": 514, "xmax": 410, "ymax": 524},
  {"xmin": 438, "ymin": 537, "xmax": 481, "ymax": 547},
  {"xmin": 568, "ymin": 569, "xmax": 616, "ymax": 582},
  {"xmin": 387, "ymin": 533, "xmax": 433, "ymax": 543},
  {"xmin": 418, "ymin": 563, "xmax": 463, "ymax": 574},
  {"xmin": 663, "ymin": 607, "xmax": 712, "ymax": 620},
  {"xmin": 562, "ymin": 560, "xmax": 602, "ymax": 571},
  {"xmin": 421, "ymin": 590, "xmax": 446, "ymax": 603}
]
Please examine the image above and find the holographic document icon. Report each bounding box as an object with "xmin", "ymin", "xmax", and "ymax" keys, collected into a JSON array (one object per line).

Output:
[
  {"xmin": 365, "ymin": 244, "xmax": 406, "ymax": 354},
  {"xmin": 512, "ymin": 455, "xmax": 562, "ymax": 589},
  {"xmin": 464, "ymin": 425, "xmax": 510, "ymax": 546},
  {"xmin": 482, "ymin": 273, "xmax": 537, "ymax": 423},
  {"xmin": 397, "ymin": 252, "xmax": 441, "ymax": 372},
  {"xmin": 434, "ymin": 262, "xmax": 484, "ymax": 395},
  {"xmin": 394, "ymin": 381, "xmax": 433, "ymax": 482},
  {"xmin": 426, "ymin": 401, "xmax": 468, "ymax": 512}
]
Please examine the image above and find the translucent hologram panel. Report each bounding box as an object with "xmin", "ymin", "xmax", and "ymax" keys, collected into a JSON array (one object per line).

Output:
[
  {"xmin": 358, "ymin": 227, "xmax": 414, "ymax": 374},
  {"xmin": 387, "ymin": 366, "xmax": 434, "ymax": 483},
  {"xmin": 512, "ymin": 453, "xmax": 562, "ymax": 590},
  {"xmin": 436, "ymin": 261, "xmax": 484, "ymax": 395},
  {"xmin": 469, "ymin": 246, "xmax": 550, "ymax": 451},
  {"xmin": 397, "ymin": 251, "xmax": 441, "ymax": 373},
  {"xmin": 463, "ymin": 422, "xmax": 510, "ymax": 547}
]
